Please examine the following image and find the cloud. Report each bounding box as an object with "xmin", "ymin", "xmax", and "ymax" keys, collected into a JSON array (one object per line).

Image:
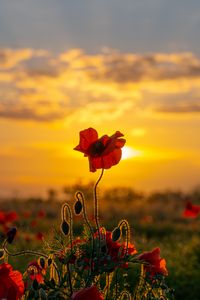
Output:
[
  {"xmin": 0, "ymin": 48, "xmax": 47, "ymax": 69},
  {"xmin": 87, "ymin": 52, "xmax": 200, "ymax": 83},
  {"xmin": 156, "ymin": 103, "xmax": 200, "ymax": 113},
  {"xmin": 1, "ymin": 48, "xmax": 200, "ymax": 122}
]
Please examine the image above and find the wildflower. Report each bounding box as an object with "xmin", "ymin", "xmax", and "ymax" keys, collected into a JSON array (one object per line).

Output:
[
  {"xmin": 5, "ymin": 211, "xmax": 18, "ymax": 223},
  {"xmin": 35, "ymin": 232, "xmax": 44, "ymax": 241},
  {"xmin": 38, "ymin": 210, "xmax": 46, "ymax": 218},
  {"xmin": 72, "ymin": 285, "xmax": 104, "ymax": 300},
  {"xmin": 0, "ymin": 210, "xmax": 18, "ymax": 225},
  {"xmin": 0, "ymin": 263, "xmax": 24, "ymax": 300},
  {"xmin": 30, "ymin": 220, "xmax": 37, "ymax": 228},
  {"xmin": 137, "ymin": 247, "xmax": 168, "ymax": 277},
  {"xmin": 27, "ymin": 260, "xmax": 46, "ymax": 283},
  {"xmin": 183, "ymin": 201, "xmax": 200, "ymax": 218},
  {"xmin": 74, "ymin": 127, "xmax": 126, "ymax": 172},
  {"xmin": 105, "ymin": 231, "xmax": 137, "ymax": 260}
]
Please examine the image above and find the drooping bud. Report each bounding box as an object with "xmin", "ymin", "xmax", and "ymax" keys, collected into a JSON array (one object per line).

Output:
[
  {"xmin": 6, "ymin": 227, "xmax": 17, "ymax": 244},
  {"xmin": 61, "ymin": 221, "xmax": 70, "ymax": 236},
  {"xmin": 0, "ymin": 249, "xmax": 4, "ymax": 259},
  {"xmin": 74, "ymin": 200, "xmax": 83, "ymax": 215},
  {"xmin": 112, "ymin": 226, "xmax": 121, "ymax": 242},
  {"xmin": 38, "ymin": 257, "xmax": 46, "ymax": 270},
  {"xmin": 47, "ymin": 257, "xmax": 52, "ymax": 266}
]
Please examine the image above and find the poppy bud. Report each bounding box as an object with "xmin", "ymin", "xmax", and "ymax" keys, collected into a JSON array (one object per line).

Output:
[
  {"xmin": 74, "ymin": 200, "xmax": 83, "ymax": 215},
  {"xmin": 38, "ymin": 257, "xmax": 46, "ymax": 269},
  {"xmin": 112, "ymin": 226, "xmax": 121, "ymax": 242},
  {"xmin": 6, "ymin": 227, "xmax": 17, "ymax": 244},
  {"xmin": 48, "ymin": 258, "xmax": 52, "ymax": 266},
  {"xmin": 61, "ymin": 221, "xmax": 70, "ymax": 235},
  {"xmin": 0, "ymin": 249, "xmax": 4, "ymax": 259}
]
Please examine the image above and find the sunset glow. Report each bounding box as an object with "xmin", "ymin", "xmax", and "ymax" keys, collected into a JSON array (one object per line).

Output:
[
  {"xmin": 122, "ymin": 146, "xmax": 142, "ymax": 160},
  {"xmin": 0, "ymin": 1, "xmax": 200, "ymax": 197}
]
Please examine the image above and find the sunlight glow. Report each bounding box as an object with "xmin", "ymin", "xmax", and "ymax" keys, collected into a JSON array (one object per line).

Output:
[{"xmin": 122, "ymin": 146, "xmax": 142, "ymax": 160}]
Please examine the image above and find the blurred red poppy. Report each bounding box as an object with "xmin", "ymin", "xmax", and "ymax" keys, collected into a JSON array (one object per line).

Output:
[
  {"xmin": 35, "ymin": 232, "xmax": 44, "ymax": 241},
  {"xmin": 38, "ymin": 210, "xmax": 46, "ymax": 218},
  {"xmin": 30, "ymin": 220, "xmax": 37, "ymax": 228},
  {"xmin": 183, "ymin": 201, "xmax": 200, "ymax": 218},
  {"xmin": 138, "ymin": 247, "xmax": 168, "ymax": 277},
  {"xmin": 72, "ymin": 285, "xmax": 104, "ymax": 300},
  {"xmin": 74, "ymin": 127, "xmax": 126, "ymax": 172},
  {"xmin": 23, "ymin": 211, "xmax": 31, "ymax": 218},
  {"xmin": 27, "ymin": 260, "xmax": 46, "ymax": 284},
  {"xmin": 0, "ymin": 263, "xmax": 24, "ymax": 300},
  {"xmin": 0, "ymin": 210, "xmax": 18, "ymax": 225}
]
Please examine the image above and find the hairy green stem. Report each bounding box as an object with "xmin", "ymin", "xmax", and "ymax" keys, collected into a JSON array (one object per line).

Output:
[
  {"xmin": 94, "ymin": 168, "xmax": 104, "ymax": 261},
  {"xmin": 3, "ymin": 240, "xmax": 61, "ymax": 284}
]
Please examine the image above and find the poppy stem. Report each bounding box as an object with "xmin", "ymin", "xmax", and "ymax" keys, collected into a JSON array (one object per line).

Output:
[
  {"xmin": 119, "ymin": 291, "xmax": 131, "ymax": 300},
  {"xmin": 118, "ymin": 219, "xmax": 130, "ymax": 257},
  {"xmin": 133, "ymin": 264, "xmax": 145, "ymax": 300},
  {"xmin": 75, "ymin": 191, "xmax": 94, "ymax": 284},
  {"xmin": 94, "ymin": 168, "xmax": 104, "ymax": 261},
  {"xmin": 67, "ymin": 261, "xmax": 73, "ymax": 296},
  {"xmin": 2, "ymin": 240, "xmax": 61, "ymax": 284},
  {"xmin": 61, "ymin": 203, "xmax": 73, "ymax": 254}
]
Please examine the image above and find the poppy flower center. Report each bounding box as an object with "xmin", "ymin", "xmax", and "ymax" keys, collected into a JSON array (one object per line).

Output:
[{"xmin": 89, "ymin": 140, "xmax": 106, "ymax": 156}]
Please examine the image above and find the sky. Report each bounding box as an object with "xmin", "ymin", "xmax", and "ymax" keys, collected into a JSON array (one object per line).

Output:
[{"xmin": 1, "ymin": 0, "xmax": 200, "ymax": 198}]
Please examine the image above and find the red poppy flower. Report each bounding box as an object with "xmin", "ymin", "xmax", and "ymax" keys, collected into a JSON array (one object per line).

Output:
[
  {"xmin": 94, "ymin": 229, "xmax": 137, "ymax": 270},
  {"xmin": 72, "ymin": 285, "xmax": 104, "ymax": 300},
  {"xmin": 137, "ymin": 247, "xmax": 168, "ymax": 277},
  {"xmin": 35, "ymin": 232, "xmax": 44, "ymax": 241},
  {"xmin": 74, "ymin": 128, "xmax": 126, "ymax": 172},
  {"xmin": 183, "ymin": 201, "xmax": 200, "ymax": 218},
  {"xmin": 30, "ymin": 220, "xmax": 37, "ymax": 228},
  {"xmin": 6, "ymin": 211, "xmax": 18, "ymax": 223},
  {"xmin": 0, "ymin": 210, "xmax": 18, "ymax": 225},
  {"xmin": 0, "ymin": 263, "xmax": 24, "ymax": 300},
  {"xmin": 0, "ymin": 211, "xmax": 6, "ymax": 224},
  {"xmin": 27, "ymin": 260, "xmax": 46, "ymax": 283},
  {"xmin": 105, "ymin": 231, "xmax": 137, "ymax": 260},
  {"xmin": 38, "ymin": 210, "xmax": 46, "ymax": 218}
]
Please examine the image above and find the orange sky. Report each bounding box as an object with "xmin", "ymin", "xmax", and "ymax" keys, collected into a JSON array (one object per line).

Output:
[{"xmin": 1, "ymin": 48, "xmax": 200, "ymax": 198}]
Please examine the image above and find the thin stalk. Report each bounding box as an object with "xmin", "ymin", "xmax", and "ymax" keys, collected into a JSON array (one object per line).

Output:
[
  {"xmin": 75, "ymin": 191, "xmax": 94, "ymax": 283},
  {"xmin": 118, "ymin": 220, "xmax": 130, "ymax": 257},
  {"xmin": 3, "ymin": 240, "xmax": 61, "ymax": 284},
  {"xmin": 93, "ymin": 168, "xmax": 104, "ymax": 260},
  {"xmin": 67, "ymin": 262, "xmax": 73, "ymax": 296},
  {"xmin": 62, "ymin": 203, "xmax": 73, "ymax": 254}
]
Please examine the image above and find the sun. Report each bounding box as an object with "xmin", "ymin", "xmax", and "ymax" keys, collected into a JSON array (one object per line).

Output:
[{"xmin": 122, "ymin": 146, "xmax": 141, "ymax": 160}]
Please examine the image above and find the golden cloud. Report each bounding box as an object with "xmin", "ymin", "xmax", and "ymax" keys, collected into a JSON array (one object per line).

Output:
[{"xmin": 1, "ymin": 48, "xmax": 200, "ymax": 122}]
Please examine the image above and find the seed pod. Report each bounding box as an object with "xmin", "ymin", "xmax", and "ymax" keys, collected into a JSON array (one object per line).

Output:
[
  {"xmin": 112, "ymin": 226, "xmax": 121, "ymax": 242},
  {"xmin": 6, "ymin": 227, "xmax": 17, "ymax": 244},
  {"xmin": 61, "ymin": 220, "xmax": 70, "ymax": 235},
  {"xmin": 74, "ymin": 200, "xmax": 82, "ymax": 215}
]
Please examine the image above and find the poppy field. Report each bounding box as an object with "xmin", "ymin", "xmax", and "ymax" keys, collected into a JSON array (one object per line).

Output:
[{"xmin": 0, "ymin": 128, "xmax": 200, "ymax": 300}]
